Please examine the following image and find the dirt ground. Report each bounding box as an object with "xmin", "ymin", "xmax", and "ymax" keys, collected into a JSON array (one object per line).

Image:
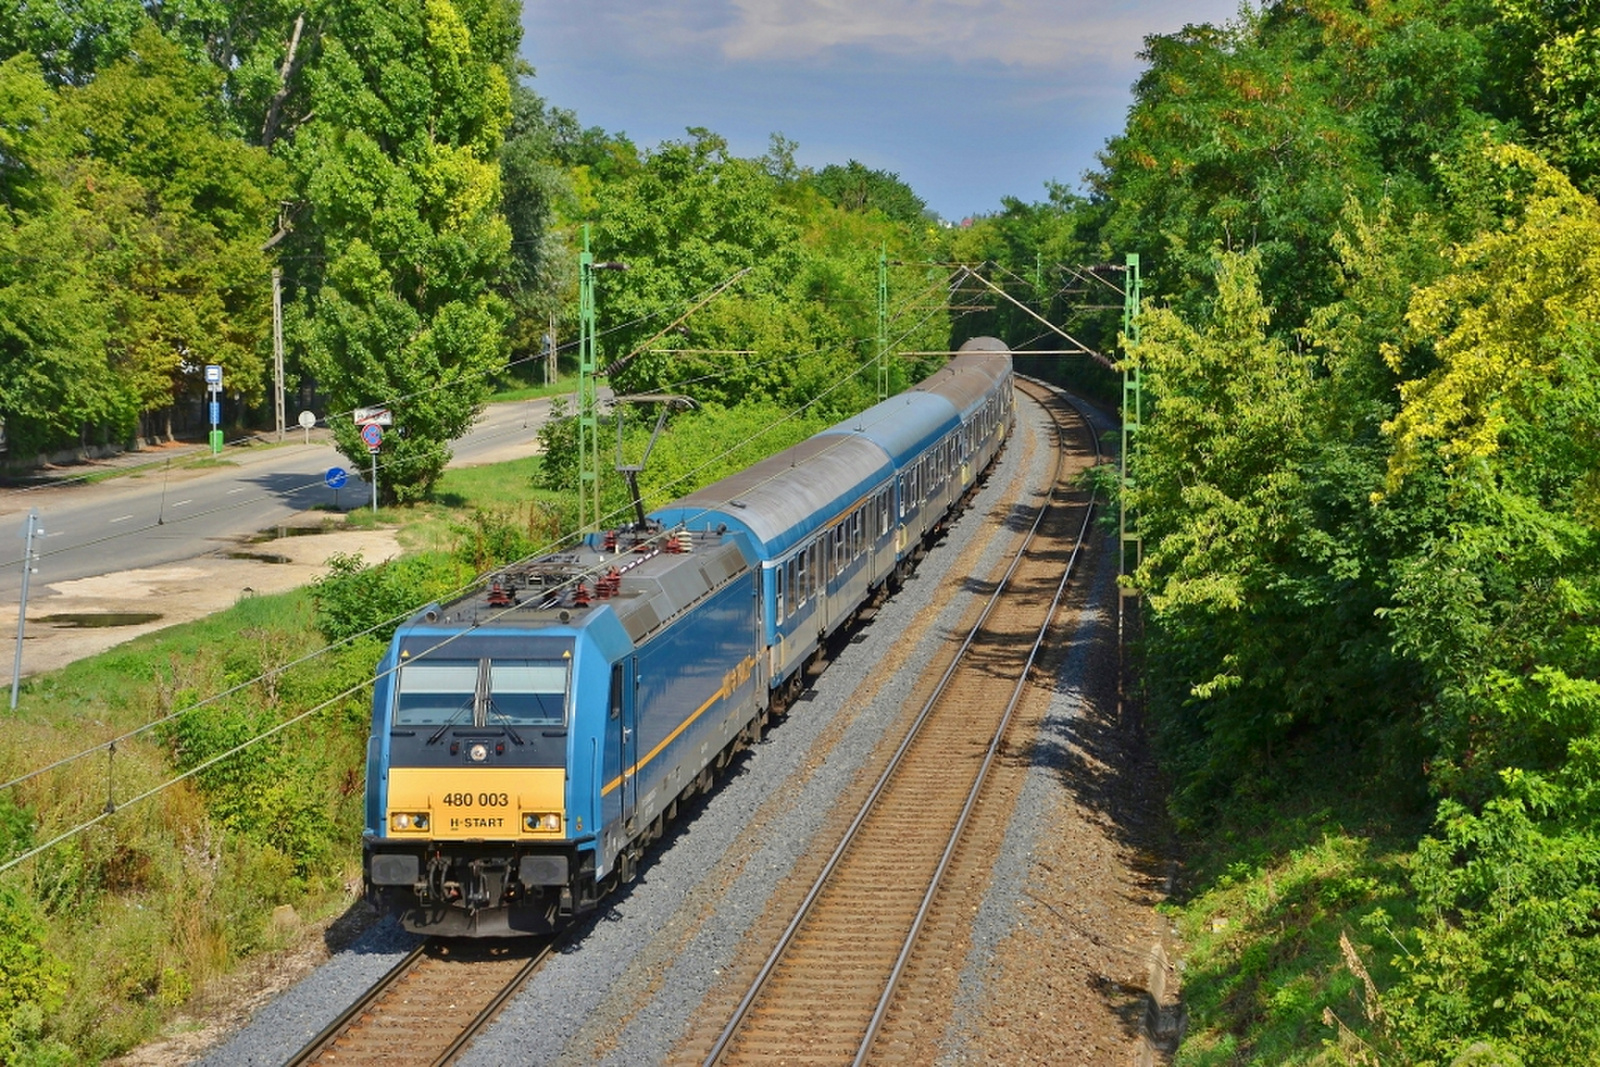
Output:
[{"xmin": 0, "ymin": 519, "xmax": 402, "ymax": 688}]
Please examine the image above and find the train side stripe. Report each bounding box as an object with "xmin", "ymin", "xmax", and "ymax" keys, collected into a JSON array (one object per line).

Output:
[{"xmin": 600, "ymin": 654, "xmax": 757, "ymax": 796}]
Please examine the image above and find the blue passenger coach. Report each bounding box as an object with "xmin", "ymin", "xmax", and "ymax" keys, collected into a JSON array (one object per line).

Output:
[{"xmin": 362, "ymin": 338, "xmax": 1014, "ymax": 936}]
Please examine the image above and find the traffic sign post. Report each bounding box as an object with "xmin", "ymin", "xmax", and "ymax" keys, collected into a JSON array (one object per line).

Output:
[
  {"xmin": 205, "ymin": 364, "xmax": 223, "ymax": 455},
  {"xmin": 359, "ymin": 422, "xmax": 382, "ymax": 512},
  {"xmin": 325, "ymin": 467, "xmax": 347, "ymax": 510},
  {"xmin": 12, "ymin": 508, "xmax": 41, "ymax": 711},
  {"xmin": 298, "ymin": 410, "xmax": 316, "ymax": 445}
]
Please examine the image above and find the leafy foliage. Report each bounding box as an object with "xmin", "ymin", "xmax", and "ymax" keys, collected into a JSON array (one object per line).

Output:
[
  {"xmin": 1106, "ymin": 4, "xmax": 1600, "ymax": 1062},
  {"xmin": 287, "ymin": 0, "xmax": 516, "ymax": 501},
  {"xmin": 310, "ymin": 550, "xmax": 473, "ymax": 643},
  {"xmin": 811, "ymin": 159, "xmax": 928, "ymax": 223},
  {"xmin": 0, "ymin": 885, "xmax": 69, "ymax": 1063}
]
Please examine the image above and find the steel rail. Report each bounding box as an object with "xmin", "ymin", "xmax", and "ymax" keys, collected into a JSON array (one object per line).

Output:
[
  {"xmin": 855, "ymin": 384, "xmax": 1101, "ymax": 1063},
  {"xmin": 703, "ymin": 378, "xmax": 1092, "ymax": 1065},
  {"xmin": 427, "ymin": 939, "xmax": 558, "ymax": 1066},
  {"xmin": 283, "ymin": 940, "xmax": 431, "ymax": 1067}
]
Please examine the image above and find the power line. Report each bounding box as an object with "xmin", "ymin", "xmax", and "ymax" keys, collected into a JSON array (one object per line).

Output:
[{"xmin": 0, "ymin": 270, "xmax": 966, "ymax": 822}]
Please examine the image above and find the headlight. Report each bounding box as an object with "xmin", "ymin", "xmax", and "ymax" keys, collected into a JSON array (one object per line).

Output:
[
  {"xmin": 523, "ymin": 812, "xmax": 562, "ymax": 833},
  {"xmin": 390, "ymin": 812, "xmax": 430, "ymax": 832}
]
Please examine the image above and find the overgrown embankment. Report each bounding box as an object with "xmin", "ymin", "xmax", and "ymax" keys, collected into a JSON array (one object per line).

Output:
[{"xmin": 1093, "ymin": 4, "xmax": 1600, "ymax": 1064}]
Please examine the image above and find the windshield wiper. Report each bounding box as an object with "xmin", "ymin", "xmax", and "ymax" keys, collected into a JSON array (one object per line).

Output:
[
  {"xmin": 426, "ymin": 698, "xmax": 476, "ymax": 745},
  {"xmin": 483, "ymin": 697, "xmax": 526, "ymax": 745}
]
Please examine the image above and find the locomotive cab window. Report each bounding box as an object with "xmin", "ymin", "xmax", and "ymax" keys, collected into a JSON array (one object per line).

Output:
[
  {"xmin": 487, "ymin": 660, "xmax": 569, "ymax": 725},
  {"xmin": 394, "ymin": 657, "xmax": 570, "ymax": 727},
  {"xmin": 395, "ymin": 661, "xmax": 479, "ymax": 725}
]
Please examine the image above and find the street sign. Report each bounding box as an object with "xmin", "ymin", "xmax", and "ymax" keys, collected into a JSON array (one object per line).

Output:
[
  {"xmin": 298, "ymin": 410, "xmax": 316, "ymax": 430},
  {"xmin": 360, "ymin": 423, "xmax": 383, "ymax": 449},
  {"xmin": 325, "ymin": 467, "xmax": 348, "ymax": 489},
  {"xmin": 205, "ymin": 364, "xmax": 222, "ymax": 386},
  {"xmin": 209, "ymin": 401, "xmax": 220, "ymax": 425},
  {"xmin": 353, "ymin": 406, "xmax": 393, "ymax": 426}
]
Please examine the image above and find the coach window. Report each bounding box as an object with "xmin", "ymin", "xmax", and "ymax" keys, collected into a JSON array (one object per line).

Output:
[
  {"xmin": 794, "ymin": 552, "xmax": 807, "ymax": 610},
  {"xmin": 775, "ymin": 566, "xmax": 785, "ymax": 621}
]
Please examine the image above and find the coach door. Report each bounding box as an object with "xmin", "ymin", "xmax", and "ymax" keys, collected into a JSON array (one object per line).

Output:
[{"xmin": 613, "ymin": 661, "xmax": 638, "ymax": 832}]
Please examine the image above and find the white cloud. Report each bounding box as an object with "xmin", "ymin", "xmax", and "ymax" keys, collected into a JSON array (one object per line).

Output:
[{"xmin": 591, "ymin": 1, "xmax": 1243, "ymax": 69}]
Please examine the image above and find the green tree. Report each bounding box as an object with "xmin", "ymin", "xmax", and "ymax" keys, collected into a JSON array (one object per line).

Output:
[
  {"xmin": 62, "ymin": 23, "xmax": 286, "ymax": 440},
  {"xmin": 287, "ymin": 0, "xmax": 515, "ymax": 502},
  {"xmin": 811, "ymin": 159, "xmax": 928, "ymax": 224},
  {"xmin": 498, "ymin": 81, "xmax": 577, "ymax": 376},
  {"xmin": 586, "ymin": 129, "xmax": 893, "ymax": 418},
  {"xmin": 0, "ymin": 55, "xmax": 131, "ymax": 456}
]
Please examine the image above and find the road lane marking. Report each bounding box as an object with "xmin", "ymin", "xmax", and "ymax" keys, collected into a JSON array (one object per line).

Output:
[
  {"xmin": 227, "ymin": 487, "xmax": 246, "ymax": 494},
  {"xmin": 172, "ymin": 499, "xmax": 192, "ymax": 508},
  {"xmin": 108, "ymin": 515, "xmax": 134, "ymax": 524}
]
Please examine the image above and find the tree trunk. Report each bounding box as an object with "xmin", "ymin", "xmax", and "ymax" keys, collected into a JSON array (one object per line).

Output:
[{"xmin": 260, "ymin": 12, "xmax": 307, "ymax": 150}]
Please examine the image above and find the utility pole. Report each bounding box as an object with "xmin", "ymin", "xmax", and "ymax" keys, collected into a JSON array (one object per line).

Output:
[
  {"xmin": 578, "ymin": 226, "xmax": 601, "ymax": 533},
  {"xmin": 575, "ymin": 232, "xmax": 631, "ymax": 533},
  {"xmin": 546, "ymin": 311, "xmax": 558, "ymax": 387},
  {"xmin": 12, "ymin": 508, "xmax": 40, "ymax": 710},
  {"xmin": 272, "ymin": 267, "xmax": 286, "ymax": 442},
  {"xmin": 1119, "ymin": 253, "xmax": 1143, "ymax": 584},
  {"xmin": 877, "ymin": 245, "xmax": 889, "ymax": 401}
]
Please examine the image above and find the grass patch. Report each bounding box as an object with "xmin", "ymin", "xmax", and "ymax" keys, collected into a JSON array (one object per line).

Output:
[
  {"xmin": 432, "ymin": 454, "xmax": 548, "ymax": 509},
  {"xmin": 1, "ymin": 582, "xmax": 382, "ymax": 1062},
  {"xmin": 0, "ymin": 523, "xmax": 489, "ymax": 1060},
  {"xmin": 1169, "ymin": 782, "xmax": 1426, "ymax": 1066},
  {"xmin": 486, "ymin": 375, "xmax": 573, "ymax": 404}
]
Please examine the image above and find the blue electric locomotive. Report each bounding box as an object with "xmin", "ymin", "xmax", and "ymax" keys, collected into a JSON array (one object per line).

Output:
[{"xmin": 361, "ymin": 339, "xmax": 1014, "ymax": 936}]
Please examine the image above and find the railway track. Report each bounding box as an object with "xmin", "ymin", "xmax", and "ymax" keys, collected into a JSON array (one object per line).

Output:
[
  {"xmin": 283, "ymin": 935, "xmax": 556, "ymax": 1066},
  {"xmin": 691, "ymin": 380, "xmax": 1099, "ymax": 1065}
]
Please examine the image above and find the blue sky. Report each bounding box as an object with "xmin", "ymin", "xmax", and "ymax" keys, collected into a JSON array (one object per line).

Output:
[{"xmin": 519, "ymin": 1, "xmax": 1245, "ymax": 221}]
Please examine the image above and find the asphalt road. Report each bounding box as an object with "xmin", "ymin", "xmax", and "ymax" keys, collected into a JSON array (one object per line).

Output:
[{"xmin": 0, "ymin": 394, "xmax": 572, "ymax": 602}]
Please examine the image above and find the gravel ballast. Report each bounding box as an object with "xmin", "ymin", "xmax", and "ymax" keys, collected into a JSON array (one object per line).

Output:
[{"xmin": 188, "ymin": 386, "xmax": 1176, "ymax": 1066}]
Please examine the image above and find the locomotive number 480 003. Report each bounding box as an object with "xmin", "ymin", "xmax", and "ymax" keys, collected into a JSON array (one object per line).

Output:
[{"xmin": 441, "ymin": 793, "xmax": 510, "ymax": 808}]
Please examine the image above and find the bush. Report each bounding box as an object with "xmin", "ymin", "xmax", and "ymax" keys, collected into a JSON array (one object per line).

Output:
[
  {"xmin": 310, "ymin": 551, "xmax": 473, "ymax": 643},
  {"xmin": 452, "ymin": 507, "xmax": 545, "ymax": 571},
  {"xmin": 0, "ymin": 885, "xmax": 70, "ymax": 1063}
]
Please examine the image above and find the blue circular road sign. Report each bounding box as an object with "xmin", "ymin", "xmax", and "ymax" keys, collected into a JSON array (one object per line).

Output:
[
  {"xmin": 360, "ymin": 422, "xmax": 383, "ymax": 449},
  {"xmin": 325, "ymin": 467, "xmax": 348, "ymax": 489}
]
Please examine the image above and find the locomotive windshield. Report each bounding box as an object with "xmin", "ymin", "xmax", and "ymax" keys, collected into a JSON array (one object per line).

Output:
[
  {"xmin": 486, "ymin": 660, "xmax": 568, "ymax": 725},
  {"xmin": 393, "ymin": 656, "xmax": 570, "ymax": 728},
  {"xmin": 395, "ymin": 660, "xmax": 478, "ymax": 724}
]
